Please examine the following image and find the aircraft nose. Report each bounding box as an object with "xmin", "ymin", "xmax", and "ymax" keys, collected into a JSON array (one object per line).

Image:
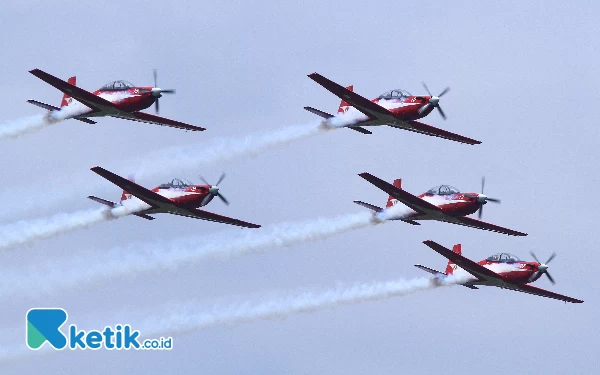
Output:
[
  {"xmin": 477, "ymin": 194, "xmax": 488, "ymax": 203},
  {"xmin": 151, "ymin": 87, "xmax": 163, "ymax": 97},
  {"xmin": 429, "ymin": 96, "xmax": 440, "ymax": 106},
  {"xmin": 209, "ymin": 185, "xmax": 220, "ymax": 195},
  {"xmin": 538, "ymin": 263, "xmax": 548, "ymax": 272}
]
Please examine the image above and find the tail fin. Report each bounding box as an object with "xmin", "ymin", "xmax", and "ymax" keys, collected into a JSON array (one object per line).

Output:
[
  {"xmin": 60, "ymin": 76, "xmax": 76, "ymax": 107},
  {"xmin": 444, "ymin": 244, "xmax": 462, "ymax": 274},
  {"xmin": 337, "ymin": 85, "xmax": 353, "ymax": 114},
  {"xmin": 120, "ymin": 174, "xmax": 136, "ymax": 202},
  {"xmin": 385, "ymin": 179, "xmax": 403, "ymax": 208}
]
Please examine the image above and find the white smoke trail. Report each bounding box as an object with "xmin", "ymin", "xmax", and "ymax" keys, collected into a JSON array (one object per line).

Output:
[
  {"xmin": 0, "ymin": 105, "xmax": 89, "ymax": 140},
  {"xmin": 0, "ymin": 212, "xmax": 377, "ymax": 298},
  {"xmin": 140, "ymin": 275, "xmax": 463, "ymax": 337},
  {"xmin": 0, "ymin": 200, "xmax": 145, "ymax": 251},
  {"xmin": 0, "ymin": 120, "xmax": 340, "ymax": 220},
  {"xmin": 0, "ymin": 275, "xmax": 463, "ymax": 362},
  {"xmin": 130, "ymin": 120, "xmax": 334, "ymax": 178}
]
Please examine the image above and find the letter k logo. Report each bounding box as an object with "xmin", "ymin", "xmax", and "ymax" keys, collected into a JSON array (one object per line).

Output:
[{"xmin": 26, "ymin": 308, "xmax": 68, "ymax": 350}]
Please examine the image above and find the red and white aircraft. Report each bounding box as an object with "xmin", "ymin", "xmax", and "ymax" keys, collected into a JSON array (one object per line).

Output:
[
  {"xmin": 416, "ymin": 240, "xmax": 583, "ymax": 303},
  {"xmin": 27, "ymin": 69, "xmax": 205, "ymax": 131},
  {"xmin": 355, "ymin": 173, "xmax": 527, "ymax": 236},
  {"xmin": 304, "ymin": 72, "xmax": 480, "ymax": 144},
  {"xmin": 88, "ymin": 166, "xmax": 260, "ymax": 228}
]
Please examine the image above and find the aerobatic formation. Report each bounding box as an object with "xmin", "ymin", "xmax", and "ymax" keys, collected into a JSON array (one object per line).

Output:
[{"xmin": 0, "ymin": 67, "xmax": 582, "ymax": 355}]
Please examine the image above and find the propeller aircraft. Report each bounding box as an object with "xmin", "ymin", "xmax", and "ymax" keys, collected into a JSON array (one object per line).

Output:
[
  {"xmin": 416, "ymin": 240, "xmax": 583, "ymax": 303},
  {"xmin": 355, "ymin": 172, "xmax": 527, "ymax": 236},
  {"xmin": 88, "ymin": 166, "xmax": 260, "ymax": 228},
  {"xmin": 27, "ymin": 69, "xmax": 204, "ymax": 131},
  {"xmin": 304, "ymin": 72, "xmax": 480, "ymax": 144}
]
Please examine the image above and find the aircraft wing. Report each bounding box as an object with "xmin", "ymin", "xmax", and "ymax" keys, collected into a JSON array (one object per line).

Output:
[
  {"xmin": 358, "ymin": 172, "xmax": 441, "ymax": 215},
  {"xmin": 501, "ymin": 284, "xmax": 583, "ymax": 304},
  {"xmin": 404, "ymin": 120, "xmax": 481, "ymax": 145},
  {"xmin": 308, "ymin": 73, "xmax": 394, "ymax": 120},
  {"xmin": 29, "ymin": 69, "xmax": 114, "ymax": 112},
  {"xmin": 111, "ymin": 112, "xmax": 205, "ymax": 132},
  {"xmin": 422, "ymin": 240, "xmax": 499, "ymax": 281},
  {"xmin": 440, "ymin": 216, "xmax": 528, "ymax": 236},
  {"xmin": 168, "ymin": 208, "xmax": 261, "ymax": 228}
]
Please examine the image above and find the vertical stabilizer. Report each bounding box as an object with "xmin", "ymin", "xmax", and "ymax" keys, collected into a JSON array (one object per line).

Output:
[
  {"xmin": 445, "ymin": 244, "xmax": 462, "ymax": 274},
  {"xmin": 60, "ymin": 76, "xmax": 76, "ymax": 107}
]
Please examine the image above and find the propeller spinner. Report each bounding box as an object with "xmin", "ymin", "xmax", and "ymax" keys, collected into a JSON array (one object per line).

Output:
[
  {"xmin": 529, "ymin": 252, "xmax": 557, "ymax": 284},
  {"xmin": 464, "ymin": 177, "xmax": 502, "ymax": 218},
  {"xmin": 418, "ymin": 82, "xmax": 450, "ymax": 120},
  {"xmin": 199, "ymin": 172, "xmax": 229, "ymax": 206},
  {"xmin": 152, "ymin": 69, "xmax": 176, "ymax": 114}
]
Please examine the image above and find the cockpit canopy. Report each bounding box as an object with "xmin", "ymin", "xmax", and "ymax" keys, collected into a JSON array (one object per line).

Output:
[
  {"xmin": 378, "ymin": 89, "xmax": 412, "ymax": 100},
  {"xmin": 426, "ymin": 185, "xmax": 460, "ymax": 195},
  {"xmin": 486, "ymin": 253, "xmax": 521, "ymax": 263},
  {"xmin": 100, "ymin": 80, "xmax": 136, "ymax": 91},
  {"xmin": 158, "ymin": 178, "xmax": 193, "ymax": 189}
]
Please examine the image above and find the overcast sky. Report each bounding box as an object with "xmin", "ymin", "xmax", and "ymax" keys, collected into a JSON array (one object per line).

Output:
[{"xmin": 0, "ymin": 1, "xmax": 598, "ymax": 373}]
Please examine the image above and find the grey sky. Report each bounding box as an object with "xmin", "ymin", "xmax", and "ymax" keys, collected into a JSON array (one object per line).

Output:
[{"xmin": 0, "ymin": 0, "xmax": 598, "ymax": 373}]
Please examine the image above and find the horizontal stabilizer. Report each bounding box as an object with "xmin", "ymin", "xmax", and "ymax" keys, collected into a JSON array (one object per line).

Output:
[
  {"xmin": 353, "ymin": 200, "xmax": 383, "ymax": 212},
  {"xmin": 401, "ymin": 219, "xmax": 421, "ymax": 225},
  {"xmin": 304, "ymin": 106, "xmax": 371, "ymax": 134},
  {"xmin": 27, "ymin": 99, "xmax": 59, "ymax": 111},
  {"xmin": 414, "ymin": 264, "xmax": 445, "ymax": 276},
  {"xmin": 27, "ymin": 99, "xmax": 97, "ymax": 124},
  {"xmin": 304, "ymin": 106, "xmax": 333, "ymax": 119},
  {"xmin": 88, "ymin": 195, "xmax": 116, "ymax": 208},
  {"xmin": 414, "ymin": 264, "xmax": 478, "ymax": 289},
  {"xmin": 87, "ymin": 196, "xmax": 154, "ymax": 220}
]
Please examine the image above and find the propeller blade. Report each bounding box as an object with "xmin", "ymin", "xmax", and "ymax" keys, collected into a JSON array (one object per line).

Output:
[
  {"xmin": 529, "ymin": 251, "xmax": 540, "ymax": 264},
  {"xmin": 153, "ymin": 69, "xmax": 158, "ymax": 87},
  {"xmin": 546, "ymin": 252, "xmax": 557, "ymax": 264},
  {"xmin": 422, "ymin": 82, "xmax": 432, "ymax": 96},
  {"xmin": 201, "ymin": 194, "xmax": 213, "ymax": 206},
  {"xmin": 478, "ymin": 204, "xmax": 483, "ymax": 219},
  {"xmin": 418, "ymin": 103, "xmax": 432, "ymax": 115},
  {"xmin": 436, "ymin": 105, "xmax": 447, "ymax": 120},
  {"xmin": 486, "ymin": 197, "xmax": 501, "ymax": 203},
  {"xmin": 161, "ymin": 89, "xmax": 176, "ymax": 94},
  {"xmin": 438, "ymin": 87, "xmax": 450, "ymax": 97},
  {"xmin": 481, "ymin": 176, "xmax": 486, "ymax": 194},
  {"xmin": 545, "ymin": 272, "xmax": 556, "ymax": 285},
  {"xmin": 216, "ymin": 172, "xmax": 226, "ymax": 186},
  {"xmin": 529, "ymin": 270, "xmax": 541, "ymax": 283},
  {"xmin": 217, "ymin": 193, "xmax": 229, "ymax": 206},
  {"xmin": 155, "ymin": 98, "xmax": 159, "ymax": 114}
]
